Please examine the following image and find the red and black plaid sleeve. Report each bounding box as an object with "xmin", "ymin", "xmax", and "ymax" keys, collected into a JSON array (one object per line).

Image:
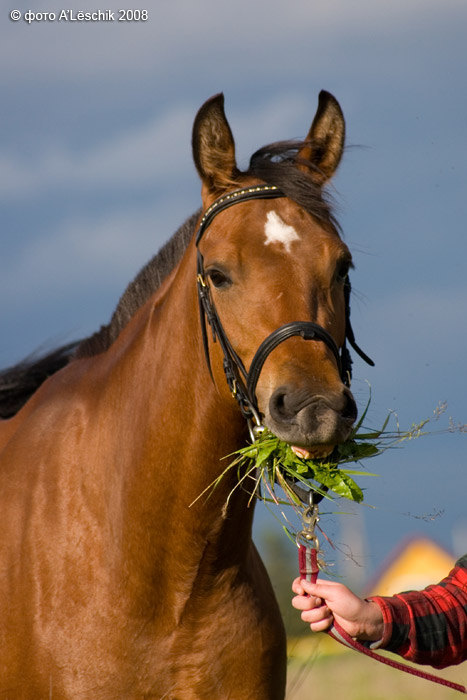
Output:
[{"xmin": 369, "ymin": 554, "xmax": 467, "ymax": 668}]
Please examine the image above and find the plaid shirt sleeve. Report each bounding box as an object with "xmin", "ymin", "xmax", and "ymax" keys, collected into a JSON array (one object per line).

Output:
[{"xmin": 369, "ymin": 554, "xmax": 467, "ymax": 669}]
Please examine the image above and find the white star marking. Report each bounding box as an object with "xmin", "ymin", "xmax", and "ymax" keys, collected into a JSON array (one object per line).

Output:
[{"xmin": 264, "ymin": 211, "xmax": 300, "ymax": 253}]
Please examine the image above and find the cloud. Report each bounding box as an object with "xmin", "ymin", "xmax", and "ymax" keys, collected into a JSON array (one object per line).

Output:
[
  {"xmin": 0, "ymin": 92, "xmax": 318, "ymax": 201},
  {"xmin": 0, "ymin": 198, "xmax": 195, "ymax": 307},
  {"xmin": 2, "ymin": 0, "xmax": 464, "ymax": 86},
  {"xmin": 0, "ymin": 104, "xmax": 196, "ymax": 200}
]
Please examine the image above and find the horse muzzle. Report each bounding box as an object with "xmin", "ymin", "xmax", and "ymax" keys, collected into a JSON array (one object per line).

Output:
[{"xmin": 265, "ymin": 384, "xmax": 357, "ymax": 454}]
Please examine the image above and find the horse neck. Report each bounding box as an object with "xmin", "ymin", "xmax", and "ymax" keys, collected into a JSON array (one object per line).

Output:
[{"xmin": 94, "ymin": 239, "xmax": 255, "ymax": 593}]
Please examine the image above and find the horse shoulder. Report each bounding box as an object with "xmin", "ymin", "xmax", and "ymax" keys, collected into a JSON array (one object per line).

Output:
[{"xmin": 158, "ymin": 541, "xmax": 286, "ymax": 699}]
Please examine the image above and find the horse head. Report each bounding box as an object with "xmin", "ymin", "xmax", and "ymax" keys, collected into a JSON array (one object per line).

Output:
[{"xmin": 192, "ymin": 92, "xmax": 368, "ymax": 459}]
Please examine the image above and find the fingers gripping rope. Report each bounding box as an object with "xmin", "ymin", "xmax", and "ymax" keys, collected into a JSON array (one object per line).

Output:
[{"xmin": 297, "ymin": 540, "xmax": 466, "ymax": 694}]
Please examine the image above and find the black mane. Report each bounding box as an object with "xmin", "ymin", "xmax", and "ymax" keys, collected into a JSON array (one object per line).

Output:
[{"xmin": 0, "ymin": 140, "xmax": 338, "ymax": 418}]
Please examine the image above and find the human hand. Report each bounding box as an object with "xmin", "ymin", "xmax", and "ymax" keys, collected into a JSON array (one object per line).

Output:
[{"xmin": 291, "ymin": 577, "xmax": 384, "ymax": 642}]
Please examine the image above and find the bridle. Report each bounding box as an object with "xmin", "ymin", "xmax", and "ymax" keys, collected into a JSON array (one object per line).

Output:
[
  {"xmin": 196, "ymin": 183, "xmax": 373, "ymax": 410},
  {"xmin": 196, "ymin": 184, "xmax": 373, "ymax": 502}
]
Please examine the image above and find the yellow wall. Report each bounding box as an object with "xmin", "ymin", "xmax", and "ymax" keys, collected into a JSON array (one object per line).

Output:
[{"xmin": 367, "ymin": 537, "xmax": 455, "ymax": 597}]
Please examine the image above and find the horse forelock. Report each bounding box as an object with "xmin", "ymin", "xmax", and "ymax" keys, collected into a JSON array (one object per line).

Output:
[{"xmin": 247, "ymin": 139, "xmax": 341, "ymax": 233}]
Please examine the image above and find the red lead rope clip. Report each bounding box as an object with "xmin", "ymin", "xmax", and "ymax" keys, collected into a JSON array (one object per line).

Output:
[{"xmin": 296, "ymin": 503, "xmax": 466, "ymax": 694}]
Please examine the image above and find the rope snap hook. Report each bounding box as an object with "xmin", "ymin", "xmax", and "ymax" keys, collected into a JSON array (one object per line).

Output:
[{"xmin": 296, "ymin": 500, "xmax": 320, "ymax": 550}]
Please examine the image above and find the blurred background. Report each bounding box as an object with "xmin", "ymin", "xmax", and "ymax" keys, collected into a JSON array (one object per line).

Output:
[{"xmin": 2, "ymin": 1, "xmax": 466, "ymax": 691}]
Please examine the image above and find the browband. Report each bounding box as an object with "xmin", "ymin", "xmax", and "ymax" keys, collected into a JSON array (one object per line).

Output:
[{"xmin": 195, "ymin": 185, "xmax": 284, "ymax": 246}]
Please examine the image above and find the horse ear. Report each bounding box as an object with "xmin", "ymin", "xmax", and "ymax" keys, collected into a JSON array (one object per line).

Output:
[
  {"xmin": 192, "ymin": 93, "xmax": 238, "ymax": 196},
  {"xmin": 298, "ymin": 91, "xmax": 345, "ymax": 184}
]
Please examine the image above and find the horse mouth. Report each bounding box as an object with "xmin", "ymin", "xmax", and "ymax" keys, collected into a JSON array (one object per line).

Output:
[{"xmin": 291, "ymin": 444, "xmax": 335, "ymax": 460}]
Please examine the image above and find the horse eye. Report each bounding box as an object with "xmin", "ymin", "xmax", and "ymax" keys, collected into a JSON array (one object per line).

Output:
[
  {"xmin": 335, "ymin": 260, "xmax": 351, "ymax": 284},
  {"xmin": 207, "ymin": 268, "xmax": 232, "ymax": 289}
]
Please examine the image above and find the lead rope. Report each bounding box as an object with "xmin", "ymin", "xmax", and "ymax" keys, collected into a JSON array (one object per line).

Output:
[{"xmin": 297, "ymin": 506, "xmax": 466, "ymax": 694}]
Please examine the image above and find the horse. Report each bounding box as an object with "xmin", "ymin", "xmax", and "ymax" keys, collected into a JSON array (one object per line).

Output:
[{"xmin": 0, "ymin": 91, "xmax": 370, "ymax": 699}]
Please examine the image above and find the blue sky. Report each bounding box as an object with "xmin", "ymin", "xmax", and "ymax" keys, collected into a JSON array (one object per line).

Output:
[{"xmin": 2, "ymin": 0, "xmax": 466, "ymax": 583}]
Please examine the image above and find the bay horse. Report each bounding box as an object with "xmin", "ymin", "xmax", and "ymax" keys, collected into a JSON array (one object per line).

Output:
[{"xmin": 0, "ymin": 91, "xmax": 369, "ymax": 699}]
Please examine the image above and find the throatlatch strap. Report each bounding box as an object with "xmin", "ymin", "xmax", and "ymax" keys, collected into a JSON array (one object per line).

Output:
[{"xmin": 297, "ymin": 544, "xmax": 466, "ymax": 695}]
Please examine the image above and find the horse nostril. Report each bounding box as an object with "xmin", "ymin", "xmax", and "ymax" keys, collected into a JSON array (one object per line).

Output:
[
  {"xmin": 269, "ymin": 387, "xmax": 295, "ymax": 422},
  {"xmin": 341, "ymin": 388, "xmax": 358, "ymax": 422}
]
